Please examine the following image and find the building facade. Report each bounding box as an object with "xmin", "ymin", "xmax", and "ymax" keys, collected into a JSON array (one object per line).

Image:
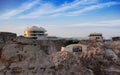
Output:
[
  {"xmin": 112, "ymin": 37, "xmax": 120, "ymax": 41},
  {"xmin": 89, "ymin": 33, "xmax": 103, "ymax": 41},
  {"xmin": 24, "ymin": 26, "xmax": 47, "ymax": 40}
]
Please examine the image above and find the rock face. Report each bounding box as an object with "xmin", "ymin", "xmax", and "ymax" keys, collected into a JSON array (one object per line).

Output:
[
  {"xmin": 0, "ymin": 32, "xmax": 17, "ymax": 43},
  {"xmin": 50, "ymin": 51, "xmax": 94, "ymax": 75},
  {"xmin": 0, "ymin": 32, "xmax": 17, "ymax": 60},
  {"xmin": 0, "ymin": 33, "xmax": 120, "ymax": 75}
]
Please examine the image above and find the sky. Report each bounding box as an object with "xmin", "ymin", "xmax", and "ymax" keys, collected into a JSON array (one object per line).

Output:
[{"xmin": 0, "ymin": 0, "xmax": 120, "ymax": 39}]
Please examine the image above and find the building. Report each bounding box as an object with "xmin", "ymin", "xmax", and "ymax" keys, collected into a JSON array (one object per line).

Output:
[
  {"xmin": 24, "ymin": 26, "xmax": 47, "ymax": 40},
  {"xmin": 89, "ymin": 33, "xmax": 103, "ymax": 41},
  {"xmin": 112, "ymin": 37, "xmax": 120, "ymax": 41},
  {"xmin": 63, "ymin": 44, "xmax": 87, "ymax": 53}
]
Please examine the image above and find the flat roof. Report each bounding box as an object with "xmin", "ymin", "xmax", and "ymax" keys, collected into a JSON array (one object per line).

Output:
[{"xmin": 89, "ymin": 33, "xmax": 102, "ymax": 36}]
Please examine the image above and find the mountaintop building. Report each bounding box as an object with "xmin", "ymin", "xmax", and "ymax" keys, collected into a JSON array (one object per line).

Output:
[
  {"xmin": 112, "ymin": 36, "xmax": 120, "ymax": 41},
  {"xmin": 89, "ymin": 33, "xmax": 103, "ymax": 42},
  {"xmin": 24, "ymin": 26, "xmax": 47, "ymax": 40}
]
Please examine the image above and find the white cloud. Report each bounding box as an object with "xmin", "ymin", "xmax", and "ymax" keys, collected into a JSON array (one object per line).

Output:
[
  {"xmin": 0, "ymin": 0, "xmax": 120, "ymax": 19},
  {"xmin": 0, "ymin": 19, "xmax": 119, "ymax": 38},
  {"xmin": 19, "ymin": 3, "xmax": 54, "ymax": 19},
  {"xmin": 18, "ymin": 0, "xmax": 98, "ymax": 19},
  {"xmin": 0, "ymin": 0, "xmax": 40, "ymax": 19},
  {"xmin": 45, "ymin": 19, "xmax": 120, "ymax": 38},
  {"xmin": 67, "ymin": 1, "xmax": 120, "ymax": 15},
  {"xmin": 51, "ymin": 1, "xmax": 120, "ymax": 16},
  {"xmin": 67, "ymin": 19, "xmax": 120, "ymax": 27},
  {"xmin": 19, "ymin": 0, "xmax": 120, "ymax": 19},
  {"xmin": 50, "ymin": 0, "xmax": 97, "ymax": 13}
]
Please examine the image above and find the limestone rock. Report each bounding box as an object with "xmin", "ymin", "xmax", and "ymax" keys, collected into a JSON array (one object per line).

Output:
[
  {"xmin": 0, "ymin": 34, "xmax": 120, "ymax": 75},
  {"xmin": 11, "ymin": 67, "xmax": 23, "ymax": 73}
]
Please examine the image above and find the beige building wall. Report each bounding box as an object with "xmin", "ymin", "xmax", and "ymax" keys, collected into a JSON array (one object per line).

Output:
[{"xmin": 89, "ymin": 33, "xmax": 103, "ymax": 41}]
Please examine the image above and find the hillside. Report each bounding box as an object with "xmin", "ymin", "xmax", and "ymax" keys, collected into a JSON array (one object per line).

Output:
[{"xmin": 0, "ymin": 32, "xmax": 120, "ymax": 75}]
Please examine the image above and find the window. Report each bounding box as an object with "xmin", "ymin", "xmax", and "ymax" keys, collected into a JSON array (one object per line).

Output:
[
  {"xmin": 96, "ymin": 37, "xmax": 100, "ymax": 39},
  {"xmin": 73, "ymin": 46, "xmax": 82, "ymax": 52},
  {"xmin": 30, "ymin": 34, "xmax": 36, "ymax": 36},
  {"xmin": 30, "ymin": 31, "xmax": 44, "ymax": 33}
]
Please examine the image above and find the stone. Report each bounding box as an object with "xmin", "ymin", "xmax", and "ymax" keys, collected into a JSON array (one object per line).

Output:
[{"xmin": 11, "ymin": 67, "xmax": 23, "ymax": 73}]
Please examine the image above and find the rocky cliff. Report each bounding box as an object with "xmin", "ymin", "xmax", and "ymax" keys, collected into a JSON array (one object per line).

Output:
[{"xmin": 0, "ymin": 33, "xmax": 120, "ymax": 75}]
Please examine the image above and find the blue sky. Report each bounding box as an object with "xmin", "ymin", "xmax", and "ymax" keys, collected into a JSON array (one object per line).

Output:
[{"xmin": 0, "ymin": 0, "xmax": 120, "ymax": 38}]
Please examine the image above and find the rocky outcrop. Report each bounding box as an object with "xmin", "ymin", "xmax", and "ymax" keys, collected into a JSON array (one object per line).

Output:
[
  {"xmin": 0, "ymin": 32, "xmax": 17, "ymax": 44},
  {"xmin": 0, "ymin": 33, "xmax": 120, "ymax": 75},
  {"xmin": 0, "ymin": 32, "xmax": 17, "ymax": 60},
  {"xmin": 50, "ymin": 51, "xmax": 94, "ymax": 75}
]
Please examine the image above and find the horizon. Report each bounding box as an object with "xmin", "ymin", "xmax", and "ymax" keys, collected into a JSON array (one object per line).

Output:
[{"xmin": 0, "ymin": 0, "xmax": 120, "ymax": 38}]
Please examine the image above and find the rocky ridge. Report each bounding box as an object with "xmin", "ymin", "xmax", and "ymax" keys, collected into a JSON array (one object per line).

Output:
[{"xmin": 0, "ymin": 33, "xmax": 120, "ymax": 75}]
